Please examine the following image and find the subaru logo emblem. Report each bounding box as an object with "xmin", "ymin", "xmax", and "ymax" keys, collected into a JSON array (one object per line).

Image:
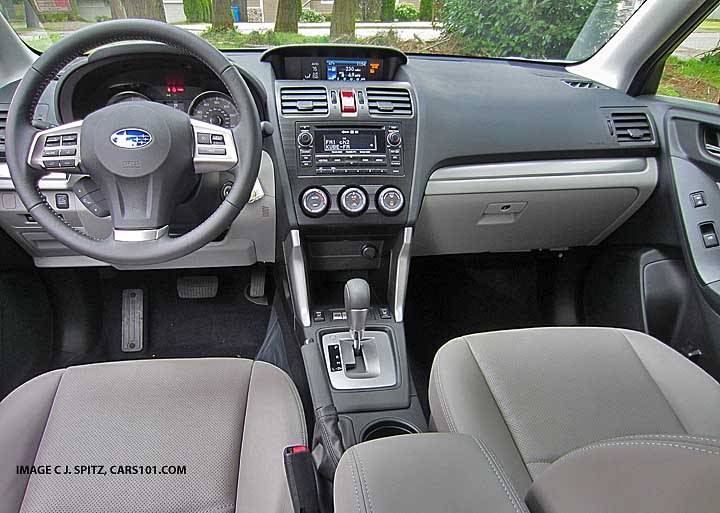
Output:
[{"xmin": 110, "ymin": 128, "xmax": 152, "ymax": 149}]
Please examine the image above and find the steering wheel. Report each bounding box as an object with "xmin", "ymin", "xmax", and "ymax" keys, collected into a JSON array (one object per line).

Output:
[{"xmin": 5, "ymin": 20, "xmax": 262, "ymax": 265}]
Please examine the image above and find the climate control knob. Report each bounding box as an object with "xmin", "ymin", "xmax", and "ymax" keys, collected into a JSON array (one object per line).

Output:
[
  {"xmin": 377, "ymin": 187, "xmax": 404, "ymax": 215},
  {"xmin": 297, "ymin": 131, "xmax": 314, "ymax": 147},
  {"xmin": 301, "ymin": 187, "xmax": 329, "ymax": 217},
  {"xmin": 386, "ymin": 131, "xmax": 402, "ymax": 147},
  {"xmin": 339, "ymin": 187, "xmax": 368, "ymax": 216}
]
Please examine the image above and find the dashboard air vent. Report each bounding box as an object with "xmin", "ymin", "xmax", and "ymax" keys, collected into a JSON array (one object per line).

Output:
[
  {"xmin": 0, "ymin": 104, "xmax": 8, "ymax": 162},
  {"xmin": 563, "ymin": 79, "xmax": 601, "ymax": 89},
  {"xmin": 366, "ymin": 87, "xmax": 413, "ymax": 116},
  {"xmin": 280, "ymin": 87, "xmax": 328, "ymax": 116},
  {"xmin": 610, "ymin": 112, "xmax": 653, "ymax": 143}
]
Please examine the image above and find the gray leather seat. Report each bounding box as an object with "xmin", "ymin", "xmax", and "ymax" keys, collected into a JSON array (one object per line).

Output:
[
  {"xmin": 429, "ymin": 327, "xmax": 720, "ymax": 495},
  {"xmin": 0, "ymin": 358, "xmax": 307, "ymax": 513}
]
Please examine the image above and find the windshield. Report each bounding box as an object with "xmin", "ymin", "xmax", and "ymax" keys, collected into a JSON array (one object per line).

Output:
[{"xmin": 2, "ymin": 0, "xmax": 646, "ymax": 62}]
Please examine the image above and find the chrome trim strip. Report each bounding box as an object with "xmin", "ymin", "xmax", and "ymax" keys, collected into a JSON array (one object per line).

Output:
[
  {"xmin": 113, "ymin": 225, "xmax": 169, "ymax": 242},
  {"xmin": 388, "ymin": 227, "xmax": 413, "ymax": 322},
  {"xmin": 283, "ymin": 229, "xmax": 311, "ymax": 327}
]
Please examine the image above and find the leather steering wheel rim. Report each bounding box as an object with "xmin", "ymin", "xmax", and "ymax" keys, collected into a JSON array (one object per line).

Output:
[{"xmin": 5, "ymin": 19, "xmax": 262, "ymax": 265}]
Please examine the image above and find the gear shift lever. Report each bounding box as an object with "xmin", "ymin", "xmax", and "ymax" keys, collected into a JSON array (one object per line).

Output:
[{"xmin": 344, "ymin": 278, "xmax": 370, "ymax": 355}]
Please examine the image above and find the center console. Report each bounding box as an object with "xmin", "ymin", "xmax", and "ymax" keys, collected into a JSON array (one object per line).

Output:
[{"xmin": 264, "ymin": 45, "xmax": 426, "ymax": 445}]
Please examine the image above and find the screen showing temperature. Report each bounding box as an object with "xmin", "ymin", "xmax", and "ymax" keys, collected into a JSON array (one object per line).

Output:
[{"xmin": 326, "ymin": 59, "xmax": 381, "ymax": 81}]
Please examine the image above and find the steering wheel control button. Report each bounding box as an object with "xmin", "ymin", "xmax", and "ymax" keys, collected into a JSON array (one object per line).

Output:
[
  {"xmin": 198, "ymin": 147, "xmax": 227, "ymax": 155},
  {"xmin": 297, "ymin": 130, "xmax": 313, "ymax": 147},
  {"xmin": 42, "ymin": 149, "xmax": 59, "ymax": 157},
  {"xmin": 61, "ymin": 134, "xmax": 78, "ymax": 145},
  {"xmin": 301, "ymin": 187, "xmax": 330, "ymax": 217},
  {"xmin": 211, "ymin": 134, "xmax": 225, "ymax": 144},
  {"xmin": 377, "ymin": 187, "xmax": 404, "ymax": 215},
  {"xmin": 59, "ymin": 148, "xmax": 77, "ymax": 156},
  {"xmin": 44, "ymin": 136, "xmax": 61, "ymax": 146},
  {"xmin": 339, "ymin": 187, "xmax": 368, "ymax": 216},
  {"xmin": 55, "ymin": 193, "xmax": 70, "ymax": 210},
  {"xmin": 197, "ymin": 132, "xmax": 212, "ymax": 145},
  {"xmin": 43, "ymin": 160, "xmax": 61, "ymax": 169}
]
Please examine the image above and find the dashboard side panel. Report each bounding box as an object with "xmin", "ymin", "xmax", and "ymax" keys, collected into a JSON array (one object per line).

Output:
[{"xmin": 413, "ymin": 158, "xmax": 658, "ymax": 255}]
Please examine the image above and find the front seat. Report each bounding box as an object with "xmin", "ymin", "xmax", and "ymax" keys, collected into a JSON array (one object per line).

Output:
[
  {"xmin": 0, "ymin": 358, "xmax": 307, "ymax": 513},
  {"xmin": 429, "ymin": 327, "xmax": 720, "ymax": 495}
]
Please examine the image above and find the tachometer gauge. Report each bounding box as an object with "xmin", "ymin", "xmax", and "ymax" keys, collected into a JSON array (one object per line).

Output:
[
  {"xmin": 189, "ymin": 92, "xmax": 239, "ymax": 128},
  {"xmin": 107, "ymin": 91, "xmax": 150, "ymax": 105}
]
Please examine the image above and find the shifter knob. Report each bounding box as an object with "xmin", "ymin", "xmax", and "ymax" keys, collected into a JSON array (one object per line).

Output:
[{"xmin": 344, "ymin": 278, "xmax": 370, "ymax": 355}]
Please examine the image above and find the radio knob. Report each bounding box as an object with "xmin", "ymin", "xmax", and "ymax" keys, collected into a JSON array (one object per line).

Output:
[
  {"xmin": 386, "ymin": 131, "xmax": 402, "ymax": 147},
  {"xmin": 339, "ymin": 187, "xmax": 368, "ymax": 216},
  {"xmin": 297, "ymin": 131, "xmax": 314, "ymax": 147},
  {"xmin": 377, "ymin": 187, "xmax": 404, "ymax": 215},
  {"xmin": 301, "ymin": 187, "xmax": 329, "ymax": 217}
]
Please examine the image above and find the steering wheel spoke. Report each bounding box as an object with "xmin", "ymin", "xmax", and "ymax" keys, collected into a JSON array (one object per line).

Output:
[
  {"xmin": 28, "ymin": 120, "xmax": 84, "ymax": 175},
  {"xmin": 191, "ymin": 118, "xmax": 238, "ymax": 174}
]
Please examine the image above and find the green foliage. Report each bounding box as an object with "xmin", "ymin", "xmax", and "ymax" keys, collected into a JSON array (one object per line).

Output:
[
  {"xmin": 440, "ymin": 0, "xmax": 597, "ymax": 59},
  {"xmin": 38, "ymin": 13, "xmax": 71, "ymax": 22},
  {"xmin": 297, "ymin": 0, "xmax": 302, "ymax": 15},
  {"xmin": 418, "ymin": 0, "xmax": 432, "ymax": 21},
  {"xmin": 395, "ymin": 2, "xmax": 418, "ymax": 21},
  {"xmin": 299, "ymin": 8, "xmax": 325, "ymax": 22},
  {"xmin": 380, "ymin": 0, "xmax": 394, "ymax": 22},
  {"xmin": 183, "ymin": 0, "xmax": 212, "ymax": 23},
  {"xmin": 95, "ymin": 16, "xmax": 111, "ymax": 22}
]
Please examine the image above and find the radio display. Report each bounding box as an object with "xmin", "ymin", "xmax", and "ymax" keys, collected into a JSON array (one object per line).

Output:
[{"xmin": 323, "ymin": 130, "xmax": 377, "ymax": 153}]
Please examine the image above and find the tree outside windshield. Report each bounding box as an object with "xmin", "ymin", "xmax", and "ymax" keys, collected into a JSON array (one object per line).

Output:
[{"xmin": 2, "ymin": 0, "xmax": 645, "ymax": 61}]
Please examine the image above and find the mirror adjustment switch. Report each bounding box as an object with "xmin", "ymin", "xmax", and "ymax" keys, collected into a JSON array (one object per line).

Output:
[
  {"xmin": 700, "ymin": 223, "xmax": 719, "ymax": 248},
  {"xmin": 691, "ymin": 192, "xmax": 706, "ymax": 208}
]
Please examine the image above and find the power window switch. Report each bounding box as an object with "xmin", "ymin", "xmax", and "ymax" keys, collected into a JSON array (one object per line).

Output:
[
  {"xmin": 691, "ymin": 192, "xmax": 706, "ymax": 208},
  {"xmin": 700, "ymin": 223, "xmax": 719, "ymax": 248},
  {"xmin": 378, "ymin": 307, "xmax": 392, "ymax": 320}
]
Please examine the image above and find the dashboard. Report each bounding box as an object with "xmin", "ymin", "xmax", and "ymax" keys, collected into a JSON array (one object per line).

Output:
[{"xmin": 0, "ymin": 42, "xmax": 661, "ymax": 271}]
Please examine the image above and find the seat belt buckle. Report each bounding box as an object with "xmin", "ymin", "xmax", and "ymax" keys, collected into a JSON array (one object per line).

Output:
[{"xmin": 284, "ymin": 445, "xmax": 320, "ymax": 513}]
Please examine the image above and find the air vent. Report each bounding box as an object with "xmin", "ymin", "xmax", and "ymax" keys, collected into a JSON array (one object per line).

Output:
[
  {"xmin": 610, "ymin": 112, "xmax": 653, "ymax": 143},
  {"xmin": 280, "ymin": 87, "xmax": 328, "ymax": 116},
  {"xmin": 563, "ymin": 79, "xmax": 601, "ymax": 89},
  {"xmin": 0, "ymin": 103, "xmax": 8, "ymax": 162},
  {"xmin": 366, "ymin": 87, "xmax": 413, "ymax": 116}
]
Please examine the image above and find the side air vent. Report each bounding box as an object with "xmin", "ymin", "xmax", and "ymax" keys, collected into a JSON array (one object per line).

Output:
[
  {"xmin": 280, "ymin": 87, "xmax": 328, "ymax": 116},
  {"xmin": 366, "ymin": 87, "xmax": 413, "ymax": 117},
  {"xmin": 0, "ymin": 104, "xmax": 8, "ymax": 162},
  {"xmin": 563, "ymin": 79, "xmax": 601, "ymax": 89},
  {"xmin": 610, "ymin": 112, "xmax": 654, "ymax": 143}
]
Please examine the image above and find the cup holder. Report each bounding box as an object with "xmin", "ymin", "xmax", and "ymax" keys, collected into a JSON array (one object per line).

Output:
[{"xmin": 361, "ymin": 418, "xmax": 420, "ymax": 442}]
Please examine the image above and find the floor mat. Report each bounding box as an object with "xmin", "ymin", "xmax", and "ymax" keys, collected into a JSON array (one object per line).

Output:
[
  {"xmin": 404, "ymin": 253, "xmax": 554, "ymax": 418},
  {"xmin": 97, "ymin": 267, "xmax": 271, "ymax": 361}
]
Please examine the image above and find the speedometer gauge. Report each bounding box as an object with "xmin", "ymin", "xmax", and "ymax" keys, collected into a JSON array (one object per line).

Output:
[{"xmin": 189, "ymin": 92, "xmax": 239, "ymax": 128}]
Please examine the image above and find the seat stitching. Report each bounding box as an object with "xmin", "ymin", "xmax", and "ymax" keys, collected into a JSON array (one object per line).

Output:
[
  {"xmin": 355, "ymin": 451, "xmax": 375, "ymax": 513},
  {"xmin": 618, "ymin": 330, "xmax": 689, "ymax": 433},
  {"xmin": 463, "ymin": 335, "xmax": 533, "ymax": 482},
  {"xmin": 433, "ymin": 350, "xmax": 458, "ymax": 433},
  {"xmin": 470, "ymin": 436, "xmax": 524, "ymax": 513},
  {"xmin": 345, "ymin": 449, "xmax": 363, "ymax": 513},
  {"xmin": 277, "ymin": 366, "xmax": 308, "ymax": 445},
  {"xmin": 561, "ymin": 441, "xmax": 720, "ymax": 461},
  {"xmin": 233, "ymin": 360, "xmax": 255, "ymax": 513},
  {"xmin": 608, "ymin": 433, "xmax": 720, "ymax": 444},
  {"xmin": 477, "ymin": 436, "xmax": 528, "ymax": 511},
  {"xmin": 319, "ymin": 412, "xmax": 340, "ymax": 466},
  {"xmin": 19, "ymin": 369, "xmax": 66, "ymax": 512}
]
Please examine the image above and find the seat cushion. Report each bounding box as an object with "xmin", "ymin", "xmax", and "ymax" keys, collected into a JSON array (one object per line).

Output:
[
  {"xmin": 0, "ymin": 358, "xmax": 306, "ymax": 513},
  {"xmin": 429, "ymin": 327, "xmax": 720, "ymax": 495}
]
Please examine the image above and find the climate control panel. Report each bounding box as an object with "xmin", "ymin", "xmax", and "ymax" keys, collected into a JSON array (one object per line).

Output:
[{"xmin": 299, "ymin": 185, "xmax": 404, "ymax": 219}]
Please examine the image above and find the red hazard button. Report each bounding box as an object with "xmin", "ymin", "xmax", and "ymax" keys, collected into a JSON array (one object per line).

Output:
[{"xmin": 340, "ymin": 91, "xmax": 356, "ymax": 113}]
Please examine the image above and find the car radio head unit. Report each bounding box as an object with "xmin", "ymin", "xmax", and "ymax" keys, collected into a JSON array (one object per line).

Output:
[{"xmin": 296, "ymin": 124, "xmax": 403, "ymax": 177}]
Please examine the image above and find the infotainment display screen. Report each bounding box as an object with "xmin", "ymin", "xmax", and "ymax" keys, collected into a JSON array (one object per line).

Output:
[
  {"xmin": 284, "ymin": 57, "xmax": 384, "ymax": 81},
  {"xmin": 323, "ymin": 130, "xmax": 378, "ymax": 152},
  {"xmin": 326, "ymin": 59, "xmax": 381, "ymax": 81},
  {"xmin": 316, "ymin": 128, "xmax": 385, "ymax": 154}
]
